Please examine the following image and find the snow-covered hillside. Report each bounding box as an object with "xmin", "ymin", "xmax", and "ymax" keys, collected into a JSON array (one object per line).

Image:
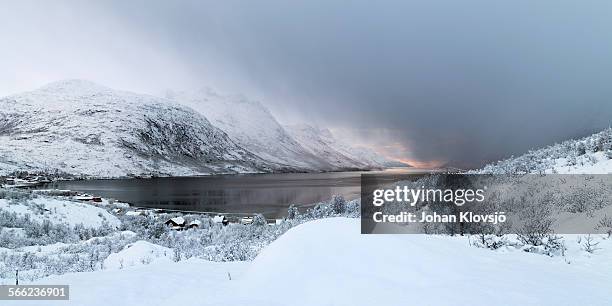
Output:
[
  {"xmin": 165, "ymin": 89, "xmax": 399, "ymax": 171},
  {"xmin": 284, "ymin": 124, "xmax": 399, "ymax": 169},
  {"xmin": 165, "ymin": 89, "xmax": 340, "ymax": 171},
  {"xmin": 476, "ymin": 128, "xmax": 612, "ymax": 174},
  {"xmin": 0, "ymin": 80, "xmax": 270, "ymax": 177},
  {"xmin": 0, "ymin": 197, "xmax": 119, "ymax": 229},
  {"xmin": 0, "ymin": 80, "xmax": 399, "ymax": 176},
  {"xmin": 284, "ymin": 124, "xmax": 375, "ymax": 169}
]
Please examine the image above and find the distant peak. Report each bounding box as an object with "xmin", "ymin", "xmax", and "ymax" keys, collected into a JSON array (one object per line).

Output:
[
  {"xmin": 196, "ymin": 86, "xmax": 219, "ymax": 97},
  {"xmin": 39, "ymin": 79, "xmax": 111, "ymax": 93},
  {"xmin": 168, "ymin": 87, "xmax": 267, "ymax": 109},
  {"xmin": 285, "ymin": 123, "xmax": 329, "ymax": 134},
  {"xmin": 284, "ymin": 123, "xmax": 313, "ymax": 130}
]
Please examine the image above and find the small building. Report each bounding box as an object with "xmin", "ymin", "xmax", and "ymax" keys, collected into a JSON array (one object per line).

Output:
[
  {"xmin": 125, "ymin": 211, "xmax": 144, "ymax": 217},
  {"xmin": 240, "ymin": 216, "xmax": 254, "ymax": 225},
  {"xmin": 74, "ymin": 194, "xmax": 102, "ymax": 202},
  {"xmin": 188, "ymin": 220, "xmax": 202, "ymax": 229},
  {"xmin": 165, "ymin": 217, "xmax": 186, "ymax": 229},
  {"xmin": 212, "ymin": 215, "xmax": 229, "ymax": 226}
]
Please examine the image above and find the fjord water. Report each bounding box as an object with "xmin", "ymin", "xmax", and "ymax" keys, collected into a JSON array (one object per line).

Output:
[{"xmin": 48, "ymin": 168, "xmax": 424, "ymax": 218}]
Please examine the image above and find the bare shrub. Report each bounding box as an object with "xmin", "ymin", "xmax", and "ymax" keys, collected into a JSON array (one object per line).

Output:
[
  {"xmin": 597, "ymin": 215, "xmax": 612, "ymax": 238},
  {"xmin": 581, "ymin": 234, "xmax": 600, "ymax": 253},
  {"xmin": 517, "ymin": 205, "xmax": 554, "ymax": 246}
]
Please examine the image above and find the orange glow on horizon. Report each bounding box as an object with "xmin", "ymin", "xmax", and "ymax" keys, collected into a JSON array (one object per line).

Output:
[
  {"xmin": 328, "ymin": 128, "xmax": 446, "ymax": 169},
  {"xmin": 396, "ymin": 158, "xmax": 446, "ymax": 169}
]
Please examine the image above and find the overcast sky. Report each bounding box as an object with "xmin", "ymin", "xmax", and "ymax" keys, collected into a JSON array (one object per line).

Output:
[{"xmin": 2, "ymin": 1, "xmax": 612, "ymax": 168}]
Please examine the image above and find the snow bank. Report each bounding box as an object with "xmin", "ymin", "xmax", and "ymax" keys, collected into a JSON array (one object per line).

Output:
[
  {"xmin": 103, "ymin": 241, "xmax": 173, "ymax": 270},
  {"xmin": 241, "ymin": 218, "xmax": 611, "ymax": 306},
  {"xmin": 3, "ymin": 259, "xmax": 248, "ymax": 306},
  {"xmin": 550, "ymin": 151, "xmax": 612, "ymax": 174}
]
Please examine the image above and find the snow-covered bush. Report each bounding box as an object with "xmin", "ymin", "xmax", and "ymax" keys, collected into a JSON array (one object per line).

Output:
[
  {"xmin": 597, "ymin": 216, "xmax": 612, "ymax": 237},
  {"xmin": 516, "ymin": 204, "xmax": 554, "ymax": 246},
  {"xmin": 472, "ymin": 234, "xmax": 509, "ymax": 250},
  {"xmin": 0, "ymin": 231, "xmax": 137, "ymax": 282},
  {"xmin": 0, "ymin": 211, "xmax": 75, "ymax": 248},
  {"xmin": 119, "ymin": 214, "xmax": 170, "ymax": 239},
  {"xmin": 124, "ymin": 197, "xmax": 361, "ymax": 262},
  {"xmin": 520, "ymin": 235, "xmax": 565, "ymax": 257},
  {"xmin": 0, "ymin": 188, "xmax": 35, "ymax": 201},
  {"xmin": 252, "ymin": 214, "xmax": 267, "ymax": 226}
]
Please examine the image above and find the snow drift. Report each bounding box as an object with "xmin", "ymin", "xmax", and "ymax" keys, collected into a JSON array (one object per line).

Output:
[
  {"xmin": 241, "ymin": 218, "xmax": 611, "ymax": 306},
  {"xmin": 103, "ymin": 241, "xmax": 173, "ymax": 270}
]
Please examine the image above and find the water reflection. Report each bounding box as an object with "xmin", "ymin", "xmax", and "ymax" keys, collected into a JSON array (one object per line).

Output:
[{"xmin": 47, "ymin": 168, "xmax": 423, "ymax": 218}]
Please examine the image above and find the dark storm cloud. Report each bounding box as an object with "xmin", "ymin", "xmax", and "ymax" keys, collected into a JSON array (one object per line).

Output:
[{"xmin": 4, "ymin": 1, "xmax": 612, "ymax": 168}]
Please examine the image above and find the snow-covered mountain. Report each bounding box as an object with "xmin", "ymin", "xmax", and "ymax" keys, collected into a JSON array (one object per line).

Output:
[
  {"xmin": 284, "ymin": 124, "xmax": 401, "ymax": 169},
  {"xmin": 476, "ymin": 128, "xmax": 612, "ymax": 174},
  {"xmin": 165, "ymin": 89, "xmax": 357, "ymax": 171},
  {"xmin": 0, "ymin": 80, "xmax": 270, "ymax": 177},
  {"xmin": 283, "ymin": 124, "xmax": 375, "ymax": 169}
]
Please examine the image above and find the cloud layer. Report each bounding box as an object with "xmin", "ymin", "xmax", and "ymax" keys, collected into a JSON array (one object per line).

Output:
[{"xmin": 2, "ymin": 1, "xmax": 612, "ymax": 168}]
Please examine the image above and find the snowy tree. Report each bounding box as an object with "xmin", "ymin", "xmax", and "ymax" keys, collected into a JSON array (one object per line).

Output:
[
  {"xmin": 287, "ymin": 204, "xmax": 299, "ymax": 220},
  {"xmin": 330, "ymin": 195, "xmax": 346, "ymax": 215},
  {"xmin": 252, "ymin": 214, "xmax": 267, "ymax": 226}
]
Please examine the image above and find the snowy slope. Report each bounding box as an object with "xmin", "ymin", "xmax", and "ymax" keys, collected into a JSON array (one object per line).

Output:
[
  {"xmin": 0, "ymin": 197, "xmax": 119, "ymax": 228},
  {"xmin": 242, "ymin": 218, "xmax": 611, "ymax": 306},
  {"xmin": 165, "ymin": 89, "xmax": 340, "ymax": 171},
  {"xmin": 0, "ymin": 80, "xmax": 270, "ymax": 177},
  {"xmin": 1, "ymin": 258, "xmax": 248, "ymax": 305},
  {"xmin": 476, "ymin": 128, "xmax": 612, "ymax": 174},
  {"xmin": 284, "ymin": 124, "xmax": 399, "ymax": 169},
  {"xmin": 283, "ymin": 124, "xmax": 375, "ymax": 169},
  {"xmin": 165, "ymin": 89, "xmax": 398, "ymax": 171},
  {"xmin": 7, "ymin": 218, "xmax": 611, "ymax": 306}
]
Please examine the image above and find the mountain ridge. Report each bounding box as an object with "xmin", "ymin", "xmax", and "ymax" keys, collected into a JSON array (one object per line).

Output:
[
  {"xmin": 165, "ymin": 89, "xmax": 389, "ymax": 171},
  {"xmin": 0, "ymin": 80, "xmax": 402, "ymax": 177},
  {"xmin": 0, "ymin": 80, "xmax": 271, "ymax": 177}
]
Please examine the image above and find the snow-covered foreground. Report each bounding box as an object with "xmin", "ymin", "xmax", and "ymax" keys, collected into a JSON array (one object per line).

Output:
[
  {"xmin": 7, "ymin": 218, "xmax": 611, "ymax": 306},
  {"xmin": 4, "ymin": 258, "xmax": 248, "ymax": 306}
]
